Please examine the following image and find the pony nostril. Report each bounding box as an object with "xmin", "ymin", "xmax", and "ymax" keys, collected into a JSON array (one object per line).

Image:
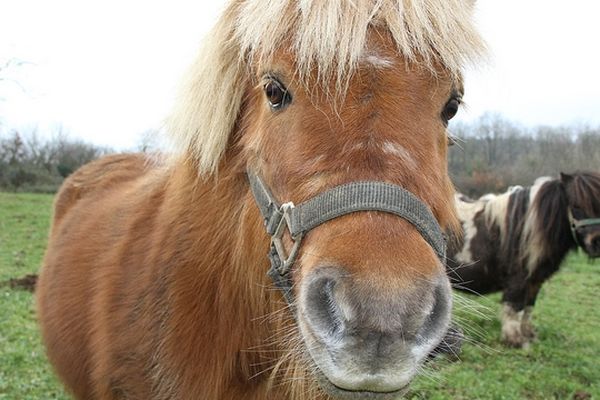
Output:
[
  {"xmin": 303, "ymin": 268, "xmax": 452, "ymax": 350},
  {"xmin": 417, "ymin": 278, "xmax": 452, "ymax": 345},
  {"xmin": 304, "ymin": 275, "xmax": 346, "ymax": 337}
]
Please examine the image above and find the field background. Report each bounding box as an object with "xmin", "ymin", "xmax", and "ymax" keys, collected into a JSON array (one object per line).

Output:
[{"xmin": 1, "ymin": 192, "xmax": 598, "ymax": 400}]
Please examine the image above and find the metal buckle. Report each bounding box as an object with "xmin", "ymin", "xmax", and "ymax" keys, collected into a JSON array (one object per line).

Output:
[{"xmin": 272, "ymin": 202, "xmax": 303, "ymax": 276}]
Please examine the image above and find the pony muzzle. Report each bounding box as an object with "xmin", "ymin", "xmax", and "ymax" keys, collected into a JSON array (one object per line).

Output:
[{"xmin": 297, "ymin": 263, "xmax": 452, "ymax": 396}]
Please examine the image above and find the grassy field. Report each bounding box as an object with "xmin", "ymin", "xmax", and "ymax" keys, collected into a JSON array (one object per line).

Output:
[
  {"xmin": 0, "ymin": 192, "xmax": 598, "ymax": 399},
  {"xmin": 0, "ymin": 192, "xmax": 67, "ymax": 399}
]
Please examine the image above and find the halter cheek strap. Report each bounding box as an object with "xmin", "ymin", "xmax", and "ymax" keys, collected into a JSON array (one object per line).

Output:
[
  {"xmin": 567, "ymin": 208, "xmax": 600, "ymax": 247},
  {"xmin": 248, "ymin": 172, "xmax": 447, "ymax": 304}
]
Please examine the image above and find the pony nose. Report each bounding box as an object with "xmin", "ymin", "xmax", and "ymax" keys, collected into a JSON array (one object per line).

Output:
[{"xmin": 302, "ymin": 266, "xmax": 452, "ymax": 356}]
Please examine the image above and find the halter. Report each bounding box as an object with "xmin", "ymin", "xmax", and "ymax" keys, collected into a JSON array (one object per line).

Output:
[
  {"xmin": 567, "ymin": 208, "xmax": 600, "ymax": 247},
  {"xmin": 248, "ymin": 172, "xmax": 447, "ymax": 304}
]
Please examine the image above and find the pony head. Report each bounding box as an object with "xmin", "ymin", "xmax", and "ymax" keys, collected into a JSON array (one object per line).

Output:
[
  {"xmin": 169, "ymin": 0, "xmax": 485, "ymax": 397},
  {"xmin": 561, "ymin": 171, "xmax": 600, "ymax": 258}
]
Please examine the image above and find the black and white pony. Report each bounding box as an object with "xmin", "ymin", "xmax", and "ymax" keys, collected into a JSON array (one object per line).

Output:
[{"xmin": 447, "ymin": 171, "xmax": 600, "ymax": 347}]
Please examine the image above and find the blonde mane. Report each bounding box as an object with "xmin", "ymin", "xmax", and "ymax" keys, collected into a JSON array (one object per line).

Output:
[{"xmin": 168, "ymin": 0, "xmax": 486, "ymax": 174}]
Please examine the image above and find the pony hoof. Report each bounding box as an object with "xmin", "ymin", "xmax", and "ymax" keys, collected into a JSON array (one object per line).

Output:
[
  {"xmin": 501, "ymin": 329, "xmax": 527, "ymax": 348},
  {"xmin": 521, "ymin": 326, "xmax": 537, "ymax": 340},
  {"xmin": 501, "ymin": 333, "xmax": 530, "ymax": 348}
]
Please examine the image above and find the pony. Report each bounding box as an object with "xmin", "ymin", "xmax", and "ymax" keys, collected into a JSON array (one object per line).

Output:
[
  {"xmin": 36, "ymin": 1, "xmax": 485, "ymax": 399},
  {"xmin": 447, "ymin": 172, "xmax": 600, "ymax": 348}
]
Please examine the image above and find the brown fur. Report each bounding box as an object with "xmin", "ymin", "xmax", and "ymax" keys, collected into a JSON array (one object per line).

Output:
[{"xmin": 37, "ymin": 4, "xmax": 482, "ymax": 399}]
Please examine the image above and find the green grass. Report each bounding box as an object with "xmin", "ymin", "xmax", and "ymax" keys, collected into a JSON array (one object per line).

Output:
[
  {"xmin": 1, "ymin": 192, "xmax": 599, "ymax": 399},
  {"xmin": 408, "ymin": 253, "xmax": 600, "ymax": 400},
  {"xmin": 0, "ymin": 192, "xmax": 68, "ymax": 399}
]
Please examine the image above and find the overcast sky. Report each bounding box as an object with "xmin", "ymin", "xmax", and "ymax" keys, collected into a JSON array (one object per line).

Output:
[{"xmin": 1, "ymin": 0, "xmax": 599, "ymax": 150}]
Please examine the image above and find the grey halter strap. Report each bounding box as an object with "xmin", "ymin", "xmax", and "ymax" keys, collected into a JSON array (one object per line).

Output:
[
  {"xmin": 567, "ymin": 208, "xmax": 600, "ymax": 246},
  {"xmin": 248, "ymin": 172, "xmax": 447, "ymax": 303}
]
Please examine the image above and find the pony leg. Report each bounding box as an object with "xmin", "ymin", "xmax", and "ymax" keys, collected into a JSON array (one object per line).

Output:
[
  {"xmin": 520, "ymin": 281, "xmax": 542, "ymax": 340},
  {"xmin": 520, "ymin": 306, "xmax": 536, "ymax": 340},
  {"xmin": 500, "ymin": 303, "xmax": 527, "ymax": 348}
]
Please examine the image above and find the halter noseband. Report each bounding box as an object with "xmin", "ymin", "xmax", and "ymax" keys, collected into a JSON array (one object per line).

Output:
[
  {"xmin": 248, "ymin": 172, "xmax": 447, "ymax": 304},
  {"xmin": 567, "ymin": 208, "xmax": 600, "ymax": 247}
]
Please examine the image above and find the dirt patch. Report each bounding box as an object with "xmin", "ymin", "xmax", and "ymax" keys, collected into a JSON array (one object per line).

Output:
[
  {"xmin": 3, "ymin": 274, "xmax": 38, "ymax": 292},
  {"xmin": 573, "ymin": 391, "xmax": 592, "ymax": 400}
]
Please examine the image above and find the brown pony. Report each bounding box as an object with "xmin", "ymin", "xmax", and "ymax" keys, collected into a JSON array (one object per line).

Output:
[{"xmin": 37, "ymin": 1, "xmax": 485, "ymax": 399}]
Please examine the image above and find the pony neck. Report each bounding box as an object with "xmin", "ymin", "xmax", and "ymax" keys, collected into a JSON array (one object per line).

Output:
[
  {"xmin": 162, "ymin": 160, "xmax": 292, "ymax": 396},
  {"xmin": 522, "ymin": 178, "xmax": 577, "ymax": 277}
]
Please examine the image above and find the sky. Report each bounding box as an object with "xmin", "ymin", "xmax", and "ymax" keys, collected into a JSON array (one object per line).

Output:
[{"xmin": 1, "ymin": 0, "xmax": 599, "ymax": 150}]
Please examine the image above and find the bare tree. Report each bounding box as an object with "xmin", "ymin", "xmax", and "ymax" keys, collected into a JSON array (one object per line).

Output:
[
  {"xmin": 449, "ymin": 115, "xmax": 600, "ymax": 196},
  {"xmin": 0, "ymin": 58, "xmax": 32, "ymax": 98},
  {"xmin": 0, "ymin": 129, "xmax": 112, "ymax": 192}
]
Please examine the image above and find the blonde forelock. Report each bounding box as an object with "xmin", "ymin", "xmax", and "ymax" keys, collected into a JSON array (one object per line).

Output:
[{"xmin": 168, "ymin": 0, "xmax": 486, "ymax": 175}]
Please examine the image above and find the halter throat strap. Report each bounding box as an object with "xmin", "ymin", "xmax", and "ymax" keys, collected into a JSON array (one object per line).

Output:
[{"xmin": 248, "ymin": 172, "xmax": 447, "ymax": 303}]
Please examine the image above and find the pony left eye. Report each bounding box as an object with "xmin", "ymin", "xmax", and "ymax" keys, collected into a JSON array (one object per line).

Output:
[
  {"xmin": 264, "ymin": 79, "xmax": 291, "ymax": 110},
  {"xmin": 442, "ymin": 98, "xmax": 461, "ymax": 122}
]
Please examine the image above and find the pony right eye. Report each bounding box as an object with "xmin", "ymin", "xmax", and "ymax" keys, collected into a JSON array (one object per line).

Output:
[{"xmin": 264, "ymin": 79, "xmax": 292, "ymax": 110}]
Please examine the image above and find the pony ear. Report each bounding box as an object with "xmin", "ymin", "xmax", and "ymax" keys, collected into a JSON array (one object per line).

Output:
[{"xmin": 560, "ymin": 172, "xmax": 573, "ymax": 184}]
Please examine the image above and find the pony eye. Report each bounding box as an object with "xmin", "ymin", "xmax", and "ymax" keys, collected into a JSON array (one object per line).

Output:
[
  {"xmin": 442, "ymin": 98, "xmax": 461, "ymax": 122},
  {"xmin": 264, "ymin": 79, "xmax": 291, "ymax": 110}
]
